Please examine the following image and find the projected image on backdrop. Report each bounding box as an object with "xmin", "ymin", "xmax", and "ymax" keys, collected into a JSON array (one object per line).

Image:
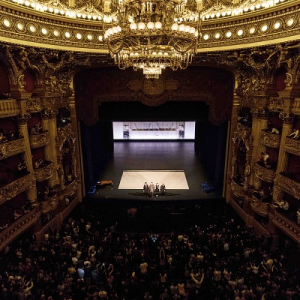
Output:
[{"xmin": 113, "ymin": 122, "xmax": 195, "ymax": 140}]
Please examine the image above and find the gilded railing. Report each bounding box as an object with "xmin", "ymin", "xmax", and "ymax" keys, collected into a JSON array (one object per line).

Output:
[
  {"xmin": 29, "ymin": 132, "xmax": 49, "ymax": 148},
  {"xmin": 285, "ymin": 137, "xmax": 300, "ymax": 156},
  {"xmin": 277, "ymin": 173, "xmax": 300, "ymax": 199},
  {"xmin": 64, "ymin": 179, "xmax": 77, "ymax": 197},
  {"xmin": 250, "ymin": 195, "xmax": 270, "ymax": 217},
  {"xmin": 40, "ymin": 194, "xmax": 58, "ymax": 214},
  {"xmin": 255, "ymin": 163, "xmax": 276, "ymax": 183},
  {"xmin": 0, "ymin": 174, "xmax": 34, "ymax": 205},
  {"xmin": 34, "ymin": 161, "xmax": 53, "ymax": 182},
  {"xmin": 231, "ymin": 180, "xmax": 246, "ymax": 199},
  {"xmin": 273, "ymin": 210, "xmax": 300, "ymax": 243},
  {"xmin": 261, "ymin": 132, "xmax": 281, "ymax": 148},
  {"xmin": 0, "ymin": 206, "xmax": 41, "ymax": 252},
  {"xmin": 0, "ymin": 138, "xmax": 25, "ymax": 160},
  {"xmin": 0, "ymin": 99, "xmax": 19, "ymax": 118}
]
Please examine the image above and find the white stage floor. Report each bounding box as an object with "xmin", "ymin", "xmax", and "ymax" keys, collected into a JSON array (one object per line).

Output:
[{"xmin": 118, "ymin": 170, "xmax": 189, "ymax": 190}]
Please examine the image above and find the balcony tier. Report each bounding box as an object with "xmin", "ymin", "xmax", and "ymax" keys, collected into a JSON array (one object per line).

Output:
[
  {"xmin": 64, "ymin": 179, "xmax": 77, "ymax": 197},
  {"xmin": 0, "ymin": 99, "xmax": 19, "ymax": 118},
  {"xmin": 273, "ymin": 210, "xmax": 300, "ymax": 244},
  {"xmin": 34, "ymin": 161, "xmax": 53, "ymax": 182},
  {"xmin": 277, "ymin": 173, "xmax": 300, "ymax": 199},
  {"xmin": 255, "ymin": 163, "xmax": 276, "ymax": 183},
  {"xmin": 29, "ymin": 132, "xmax": 49, "ymax": 148},
  {"xmin": 0, "ymin": 174, "xmax": 34, "ymax": 205},
  {"xmin": 250, "ymin": 195, "xmax": 270, "ymax": 217},
  {"xmin": 40, "ymin": 194, "xmax": 58, "ymax": 214},
  {"xmin": 285, "ymin": 137, "xmax": 300, "ymax": 156},
  {"xmin": 261, "ymin": 132, "xmax": 281, "ymax": 148},
  {"xmin": 0, "ymin": 206, "xmax": 41, "ymax": 252},
  {"xmin": 0, "ymin": 138, "xmax": 25, "ymax": 160},
  {"xmin": 231, "ymin": 180, "xmax": 246, "ymax": 199}
]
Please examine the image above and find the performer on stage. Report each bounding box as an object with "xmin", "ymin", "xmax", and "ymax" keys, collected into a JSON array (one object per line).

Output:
[
  {"xmin": 149, "ymin": 182, "xmax": 155, "ymax": 197},
  {"xmin": 155, "ymin": 183, "xmax": 160, "ymax": 194},
  {"xmin": 160, "ymin": 183, "xmax": 166, "ymax": 196},
  {"xmin": 143, "ymin": 182, "xmax": 149, "ymax": 197}
]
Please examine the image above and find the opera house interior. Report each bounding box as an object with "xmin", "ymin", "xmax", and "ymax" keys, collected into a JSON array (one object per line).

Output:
[{"xmin": 1, "ymin": 0, "xmax": 300, "ymax": 299}]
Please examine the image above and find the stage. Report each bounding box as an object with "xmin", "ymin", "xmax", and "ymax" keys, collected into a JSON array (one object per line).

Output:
[{"xmin": 85, "ymin": 141, "xmax": 223, "ymax": 202}]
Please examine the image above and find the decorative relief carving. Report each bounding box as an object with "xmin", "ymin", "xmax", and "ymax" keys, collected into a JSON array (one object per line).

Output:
[
  {"xmin": 0, "ymin": 206, "xmax": 41, "ymax": 252},
  {"xmin": 285, "ymin": 137, "xmax": 300, "ymax": 156},
  {"xmin": 0, "ymin": 174, "xmax": 35, "ymax": 206},
  {"xmin": 277, "ymin": 173, "xmax": 300, "ymax": 199},
  {"xmin": 279, "ymin": 112, "xmax": 294, "ymax": 124},
  {"xmin": 231, "ymin": 180, "xmax": 246, "ymax": 199},
  {"xmin": 24, "ymin": 99, "xmax": 42, "ymax": 113},
  {"xmin": 34, "ymin": 162, "xmax": 54, "ymax": 182},
  {"xmin": 0, "ymin": 138, "xmax": 25, "ymax": 160},
  {"xmin": 29, "ymin": 132, "xmax": 50, "ymax": 148},
  {"xmin": 261, "ymin": 132, "xmax": 281, "ymax": 148},
  {"xmin": 251, "ymin": 195, "xmax": 270, "ymax": 217},
  {"xmin": 64, "ymin": 179, "xmax": 77, "ymax": 197},
  {"xmin": 269, "ymin": 97, "xmax": 284, "ymax": 110},
  {"xmin": 255, "ymin": 163, "xmax": 276, "ymax": 183},
  {"xmin": 273, "ymin": 210, "xmax": 300, "ymax": 243},
  {"xmin": 40, "ymin": 194, "xmax": 58, "ymax": 214}
]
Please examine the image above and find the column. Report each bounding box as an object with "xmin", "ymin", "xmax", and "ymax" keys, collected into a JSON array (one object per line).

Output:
[{"xmin": 41, "ymin": 110, "xmax": 59, "ymax": 187}]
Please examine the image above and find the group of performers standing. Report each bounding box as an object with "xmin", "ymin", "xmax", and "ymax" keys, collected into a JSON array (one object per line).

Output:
[{"xmin": 143, "ymin": 182, "xmax": 166, "ymax": 197}]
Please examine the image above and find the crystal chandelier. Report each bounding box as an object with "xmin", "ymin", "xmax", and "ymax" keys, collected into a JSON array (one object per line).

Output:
[{"xmin": 104, "ymin": 0, "xmax": 203, "ymax": 78}]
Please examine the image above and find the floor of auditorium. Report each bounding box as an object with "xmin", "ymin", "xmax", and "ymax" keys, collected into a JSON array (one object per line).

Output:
[{"xmin": 86, "ymin": 141, "xmax": 224, "ymax": 202}]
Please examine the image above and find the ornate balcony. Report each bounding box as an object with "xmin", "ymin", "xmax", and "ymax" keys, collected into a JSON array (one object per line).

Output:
[
  {"xmin": 261, "ymin": 132, "xmax": 280, "ymax": 148},
  {"xmin": 40, "ymin": 193, "xmax": 58, "ymax": 214},
  {"xmin": 64, "ymin": 179, "xmax": 77, "ymax": 197},
  {"xmin": 255, "ymin": 163, "xmax": 276, "ymax": 183},
  {"xmin": 0, "ymin": 174, "xmax": 34, "ymax": 206},
  {"xmin": 251, "ymin": 195, "xmax": 270, "ymax": 217},
  {"xmin": 273, "ymin": 210, "xmax": 300, "ymax": 243},
  {"xmin": 285, "ymin": 137, "xmax": 300, "ymax": 156},
  {"xmin": 0, "ymin": 99, "xmax": 19, "ymax": 118},
  {"xmin": 0, "ymin": 206, "xmax": 41, "ymax": 252},
  {"xmin": 277, "ymin": 173, "xmax": 300, "ymax": 199},
  {"xmin": 0, "ymin": 138, "xmax": 25, "ymax": 160},
  {"xmin": 29, "ymin": 132, "xmax": 49, "ymax": 148},
  {"xmin": 34, "ymin": 161, "xmax": 53, "ymax": 182},
  {"xmin": 231, "ymin": 180, "xmax": 246, "ymax": 199}
]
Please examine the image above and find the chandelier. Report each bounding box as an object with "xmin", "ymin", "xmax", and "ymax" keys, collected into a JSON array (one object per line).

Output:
[{"xmin": 104, "ymin": 0, "xmax": 203, "ymax": 78}]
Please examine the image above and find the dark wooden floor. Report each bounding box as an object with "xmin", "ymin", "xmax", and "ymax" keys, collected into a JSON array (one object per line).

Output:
[{"xmin": 86, "ymin": 141, "xmax": 223, "ymax": 202}]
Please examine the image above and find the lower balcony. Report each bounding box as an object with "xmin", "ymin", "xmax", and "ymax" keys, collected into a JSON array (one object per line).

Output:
[
  {"xmin": 40, "ymin": 193, "xmax": 58, "ymax": 214},
  {"xmin": 285, "ymin": 137, "xmax": 300, "ymax": 156},
  {"xmin": 250, "ymin": 196, "xmax": 270, "ymax": 217},
  {"xmin": 231, "ymin": 180, "xmax": 246, "ymax": 199},
  {"xmin": 0, "ymin": 206, "xmax": 41, "ymax": 252},
  {"xmin": 64, "ymin": 179, "xmax": 77, "ymax": 197},
  {"xmin": 261, "ymin": 131, "xmax": 281, "ymax": 148},
  {"xmin": 273, "ymin": 210, "xmax": 300, "ymax": 244},
  {"xmin": 0, "ymin": 174, "xmax": 34, "ymax": 206},
  {"xmin": 34, "ymin": 161, "xmax": 53, "ymax": 182},
  {"xmin": 255, "ymin": 162, "xmax": 276, "ymax": 183},
  {"xmin": 0, "ymin": 138, "xmax": 25, "ymax": 160},
  {"xmin": 29, "ymin": 131, "xmax": 49, "ymax": 148},
  {"xmin": 277, "ymin": 173, "xmax": 300, "ymax": 199}
]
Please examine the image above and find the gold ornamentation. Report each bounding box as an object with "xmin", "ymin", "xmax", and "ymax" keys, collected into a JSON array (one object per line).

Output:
[
  {"xmin": 0, "ymin": 138, "xmax": 25, "ymax": 160},
  {"xmin": 261, "ymin": 132, "xmax": 281, "ymax": 148},
  {"xmin": 277, "ymin": 173, "xmax": 300, "ymax": 199},
  {"xmin": 17, "ymin": 114, "xmax": 31, "ymax": 125},
  {"xmin": 231, "ymin": 180, "xmax": 246, "ymax": 199},
  {"xmin": 29, "ymin": 132, "xmax": 50, "ymax": 148},
  {"xmin": 0, "ymin": 99, "xmax": 19, "ymax": 118},
  {"xmin": 251, "ymin": 195, "xmax": 269, "ymax": 217},
  {"xmin": 64, "ymin": 179, "xmax": 77, "ymax": 197},
  {"xmin": 0, "ymin": 174, "xmax": 35, "ymax": 206},
  {"xmin": 34, "ymin": 161, "xmax": 54, "ymax": 182},
  {"xmin": 143, "ymin": 78, "xmax": 166, "ymax": 97},
  {"xmin": 24, "ymin": 99, "xmax": 42, "ymax": 113},
  {"xmin": 279, "ymin": 112, "xmax": 294, "ymax": 124},
  {"xmin": 285, "ymin": 137, "xmax": 300, "ymax": 156},
  {"xmin": 40, "ymin": 194, "xmax": 58, "ymax": 214},
  {"xmin": 255, "ymin": 163, "xmax": 276, "ymax": 183}
]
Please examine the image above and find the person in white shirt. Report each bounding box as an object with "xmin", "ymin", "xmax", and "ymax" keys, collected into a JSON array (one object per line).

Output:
[{"xmin": 289, "ymin": 128, "xmax": 300, "ymax": 139}]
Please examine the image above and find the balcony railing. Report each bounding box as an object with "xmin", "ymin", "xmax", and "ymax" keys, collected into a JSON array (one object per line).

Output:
[
  {"xmin": 0, "ymin": 99, "xmax": 19, "ymax": 118},
  {"xmin": 34, "ymin": 161, "xmax": 53, "ymax": 182},
  {"xmin": 273, "ymin": 210, "xmax": 300, "ymax": 244},
  {"xmin": 231, "ymin": 180, "xmax": 246, "ymax": 199},
  {"xmin": 261, "ymin": 131, "xmax": 281, "ymax": 148},
  {"xmin": 0, "ymin": 138, "xmax": 25, "ymax": 160},
  {"xmin": 255, "ymin": 163, "xmax": 276, "ymax": 183},
  {"xmin": 277, "ymin": 173, "xmax": 300, "ymax": 199},
  {"xmin": 285, "ymin": 137, "xmax": 300, "ymax": 156},
  {"xmin": 251, "ymin": 195, "xmax": 270, "ymax": 217},
  {"xmin": 0, "ymin": 206, "xmax": 41, "ymax": 252},
  {"xmin": 29, "ymin": 132, "xmax": 49, "ymax": 148},
  {"xmin": 64, "ymin": 179, "xmax": 77, "ymax": 197},
  {"xmin": 0, "ymin": 174, "xmax": 34, "ymax": 206},
  {"xmin": 40, "ymin": 193, "xmax": 58, "ymax": 214}
]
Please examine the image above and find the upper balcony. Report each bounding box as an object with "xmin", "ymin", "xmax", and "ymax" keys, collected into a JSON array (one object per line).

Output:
[
  {"xmin": 34, "ymin": 161, "xmax": 53, "ymax": 182},
  {"xmin": 273, "ymin": 210, "xmax": 300, "ymax": 244},
  {"xmin": 250, "ymin": 194, "xmax": 270, "ymax": 217},
  {"xmin": 29, "ymin": 132, "xmax": 49, "ymax": 149},
  {"xmin": 261, "ymin": 131, "xmax": 281, "ymax": 148},
  {"xmin": 0, "ymin": 99, "xmax": 19, "ymax": 118},
  {"xmin": 277, "ymin": 173, "xmax": 300, "ymax": 199},
  {"xmin": 0, "ymin": 206, "xmax": 41, "ymax": 252},
  {"xmin": 0, "ymin": 173, "xmax": 34, "ymax": 206},
  {"xmin": 0, "ymin": 138, "xmax": 25, "ymax": 160},
  {"xmin": 285, "ymin": 137, "xmax": 300, "ymax": 156},
  {"xmin": 255, "ymin": 162, "xmax": 276, "ymax": 183}
]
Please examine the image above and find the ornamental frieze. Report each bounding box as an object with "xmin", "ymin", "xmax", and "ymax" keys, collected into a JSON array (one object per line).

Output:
[
  {"xmin": 0, "ymin": 206, "xmax": 40, "ymax": 252},
  {"xmin": 34, "ymin": 161, "xmax": 53, "ymax": 182},
  {"xmin": 19, "ymin": 98, "xmax": 42, "ymax": 114},
  {"xmin": 285, "ymin": 137, "xmax": 300, "ymax": 156},
  {"xmin": 0, "ymin": 138, "xmax": 25, "ymax": 160},
  {"xmin": 261, "ymin": 132, "xmax": 281, "ymax": 148},
  {"xmin": 0, "ymin": 99, "xmax": 20, "ymax": 118},
  {"xmin": 29, "ymin": 132, "xmax": 49, "ymax": 148},
  {"xmin": 277, "ymin": 173, "xmax": 300, "ymax": 199},
  {"xmin": 255, "ymin": 163, "xmax": 276, "ymax": 183},
  {"xmin": 0, "ymin": 173, "xmax": 35, "ymax": 205}
]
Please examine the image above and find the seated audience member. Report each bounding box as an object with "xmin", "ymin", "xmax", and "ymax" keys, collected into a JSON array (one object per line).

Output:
[
  {"xmin": 271, "ymin": 127, "xmax": 280, "ymax": 134},
  {"xmin": 0, "ymin": 131, "xmax": 7, "ymax": 143},
  {"xmin": 288, "ymin": 128, "xmax": 300, "ymax": 139},
  {"xmin": 278, "ymin": 200, "xmax": 289, "ymax": 211}
]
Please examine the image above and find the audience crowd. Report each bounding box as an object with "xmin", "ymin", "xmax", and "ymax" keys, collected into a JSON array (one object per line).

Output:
[{"xmin": 0, "ymin": 203, "xmax": 300, "ymax": 300}]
